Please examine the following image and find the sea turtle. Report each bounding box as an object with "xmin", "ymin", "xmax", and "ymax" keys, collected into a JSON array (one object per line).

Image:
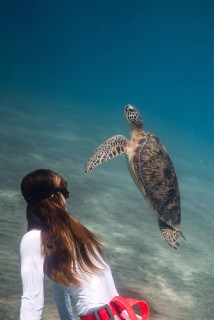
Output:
[{"xmin": 84, "ymin": 105, "xmax": 185, "ymax": 249}]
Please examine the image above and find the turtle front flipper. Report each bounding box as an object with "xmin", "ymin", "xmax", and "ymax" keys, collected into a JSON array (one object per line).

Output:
[
  {"xmin": 158, "ymin": 218, "xmax": 180, "ymax": 250},
  {"xmin": 84, "ymin": 135, "xmax": 128, "ymax": 173}
]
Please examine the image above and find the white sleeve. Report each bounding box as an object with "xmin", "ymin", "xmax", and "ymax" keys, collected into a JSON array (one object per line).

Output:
[
  {"xmin": 50, "ymin": 280, "xmax": 75, "ymax": 320},
  {"xmin": 19, "ymin": 231, "xmax": 44, "ymax": 320}
]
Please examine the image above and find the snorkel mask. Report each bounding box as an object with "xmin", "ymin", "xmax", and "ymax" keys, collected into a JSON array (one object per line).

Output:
[{"xmin": 26, "ymin": 184, "xmax": 69, "ymax": 205}]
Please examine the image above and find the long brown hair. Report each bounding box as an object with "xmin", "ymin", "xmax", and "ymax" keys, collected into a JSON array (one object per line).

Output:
[{"xmin": 21, "ymin": 169, "xmax": 106, "ymax": 286}]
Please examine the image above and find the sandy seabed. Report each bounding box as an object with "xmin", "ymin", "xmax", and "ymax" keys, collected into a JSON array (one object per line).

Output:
[{"xmin": 0, "ymin": 100, "xmax": 213, "ymax": 320}]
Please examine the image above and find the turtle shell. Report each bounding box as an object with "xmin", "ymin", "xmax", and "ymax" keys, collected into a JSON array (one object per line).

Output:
[{"xmin": 131, "ymin": 132, "xmax": 181, "ymax": 229}]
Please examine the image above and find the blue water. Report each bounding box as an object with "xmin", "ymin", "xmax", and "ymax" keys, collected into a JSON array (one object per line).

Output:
[{"xmin": 0, "ymin": 1, "xmax": 213, "ymax": 319}]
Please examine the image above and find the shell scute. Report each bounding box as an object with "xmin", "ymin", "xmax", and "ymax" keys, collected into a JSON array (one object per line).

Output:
[{"xmin": 132, "ymin": 132, "xmax": 181, "ymax": 230}]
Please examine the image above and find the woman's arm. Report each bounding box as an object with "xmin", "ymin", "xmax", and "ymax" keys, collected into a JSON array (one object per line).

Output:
[
  {"xmin": 50, "ymin": 280, "xmax": 75, "ymax": 320},
  {"xmin": 19, "ymin": 231, "xmax": 44, "ymax": 320}
]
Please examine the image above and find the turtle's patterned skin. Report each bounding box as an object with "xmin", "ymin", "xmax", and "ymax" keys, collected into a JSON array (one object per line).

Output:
[
  {"xmin": 85, "ymin": 135, "xmax": 127, "ymax": 173},
  {"xmin": 84, "ymin": 105, "xmax": 184, "ymax": 249}
]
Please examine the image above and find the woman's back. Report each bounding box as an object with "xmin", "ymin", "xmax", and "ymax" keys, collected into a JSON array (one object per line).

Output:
[
  {"xmin": 68, "ymin": 252, "xmax": 118, "ymax": 316},
  {"xmin": 20, "ymin": 229, "xmax": 118, "ymax": 317}
]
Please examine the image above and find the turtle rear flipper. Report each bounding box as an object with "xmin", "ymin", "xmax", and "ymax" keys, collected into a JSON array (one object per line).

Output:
[
  {"xmin": 158, "ymin": 218, "xmax": 180, "ymax": 249},
  {"xmin": 84, "ymin": 135, "xmax": 128, "ymax": 173}
]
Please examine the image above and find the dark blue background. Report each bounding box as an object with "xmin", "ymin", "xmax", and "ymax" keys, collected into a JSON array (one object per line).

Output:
[{"xmin": 0, "ymin": 0, "xmax": 213, "ymax": 148}]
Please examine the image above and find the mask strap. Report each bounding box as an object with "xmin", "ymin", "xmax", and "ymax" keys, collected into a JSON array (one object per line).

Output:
[{"xmin": 26, "ymin": 186, "xmax": 68, "ymax": 205}]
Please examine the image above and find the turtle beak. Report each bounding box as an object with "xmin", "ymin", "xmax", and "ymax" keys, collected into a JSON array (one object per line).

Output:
[{"xmin": 124, "ymin": 105, "xmax": 130, "ymax": 119}]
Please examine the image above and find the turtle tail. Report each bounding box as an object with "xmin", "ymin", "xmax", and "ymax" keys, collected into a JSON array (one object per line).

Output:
[{"xmin": 178, "ymin": 230, "xmax": 187, "ymax": 241}]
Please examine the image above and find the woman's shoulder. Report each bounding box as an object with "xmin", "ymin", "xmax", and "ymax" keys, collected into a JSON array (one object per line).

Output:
[
  {"xmin": 20, "ymin": 229, "xmax": 42, "ymax": 255},
  {"xmin": 21, "ymin": 229, "xmax": 41, "ymax": 242},
  {"xmin": 20, "ymin": 229, "xmax": 44, "ymax": 279}
]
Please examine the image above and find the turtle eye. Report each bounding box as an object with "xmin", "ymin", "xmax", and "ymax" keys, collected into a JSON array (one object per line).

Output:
[{"xmin": 126, "ymin": 105, "xmax": 135, "ymax": 112}]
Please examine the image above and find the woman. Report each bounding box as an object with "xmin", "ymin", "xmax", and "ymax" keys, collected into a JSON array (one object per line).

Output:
[{"xmin": 19, "ymin": 169, "xmax": 149, "ymax": 320}]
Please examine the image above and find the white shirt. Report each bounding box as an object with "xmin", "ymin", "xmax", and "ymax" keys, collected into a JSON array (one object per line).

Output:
[{"xmin": 19, "ymin": 230, "xmax": 118, "ymax": 320}]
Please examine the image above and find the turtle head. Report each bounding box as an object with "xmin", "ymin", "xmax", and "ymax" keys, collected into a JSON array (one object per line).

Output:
[{"xmin": 124, "ymin": 105, "xmax": 143, "ymax": 135}]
